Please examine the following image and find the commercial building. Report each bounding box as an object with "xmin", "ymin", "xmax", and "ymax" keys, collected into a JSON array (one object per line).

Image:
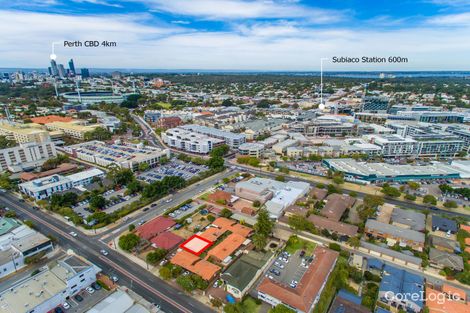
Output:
[
  {"xmin": 0, "ymin": 255, "xmax": 99, "ymax": 313},
  {"xmin": 361, "ymin": 96, "xmax": 390, "ymax": 113},
  {"xmin": 300, "ymin": 120, "xmax": 356, "ymax": 137},
  {"xmin": 181, "ymin": 124, "xmax": 246, "ymax": 148},
  {"xmin": 87, "ymin": 288, "xmax": 151, "ymax": 313},
  {"xmin": 64, "ymin": 140, "xmax": 170, "ymax": 171},
  {"xmin": 235, "ymin": 177, "xmax": 310, "ymax": 219},
  {"xmin": 0, "ymin": 218, "xmax": 54, "ymax": 279},
  {"xmin": 19, "ymin": 168, "xmax": 105, "ymax": 200},
  {"xmin": 323, "ymin": 158, "xmax": 460, "ymax": 183},
  {"xmin": 411, "ymin": 133, "xmax": 464, "ymax": 158},
  {"xmin": 44, "ymin": 121, "xmax": 101, "ymax": 140},
  {"xmin": 365, "ymin": 219, "xmax": 425, "ymax": 251},
  {"xmin": 272, "ymin": 139, "xmax": 298, "ymax": 155},
  {"xmin": 162, "ymin": 127, "xmax": 225, "ymax": 154},
  {"xmin": 0, "ymin": 141, "xmax": 57, "ymax": 173},
  {"xmin": 257, "ymin": 247, "xmax": 338, "ymax": 313},
  {"xmin": 378, "ymin": 265, "xmax": 424, "ymax": 313},
  {"xmin": 143, "ymin": 110, "xmax": 162, "ymax": 123},
  {"xmin": 238, "ymin": 142, "xmax": 265, "ymax": 158}
]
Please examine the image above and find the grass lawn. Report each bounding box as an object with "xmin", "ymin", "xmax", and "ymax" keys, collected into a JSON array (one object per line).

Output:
[
  {"xmin": 240, "ymin": 296, "xmax": 260, "ymax": 313},
  {"xmin": 156, "ymin": 102, "xmax": 172, "ymax": 109},
  {"xmin": 285, "ymin": 235, "xmax": 316, "ymax": 255}
]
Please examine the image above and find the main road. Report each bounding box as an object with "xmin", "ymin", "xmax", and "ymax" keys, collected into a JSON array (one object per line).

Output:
[{"xmin": 0, "ymin": 193, "xmax": 217, "ymax": 313}]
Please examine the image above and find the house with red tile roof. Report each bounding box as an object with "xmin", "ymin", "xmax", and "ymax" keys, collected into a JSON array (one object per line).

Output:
[
  {"xmin": 31, "ymin": 115, "xmax": 74, "ymax": 124},
  {"xmin": 257, "ymin": 247, "xmax": 338, "ymax": 313},
  {"xmin": 151, "ymin": 232, "xmax": 183, "ymax": 250},
  {"xmin": 135, "ymin": 216, "xmax": 175, "ymax": 241},
  {"xmin": 206, "ymin": 233, "xmax": 246, "ymax": 263},
  {"xmin": 426, "ymin": 286, "xmax": 469, "ymax": 313},
  {"xmin": 170, "ymin": 250, "xmax": 220, "ymax": 281}
]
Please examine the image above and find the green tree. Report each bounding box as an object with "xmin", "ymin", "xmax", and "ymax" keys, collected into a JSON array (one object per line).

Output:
[
  {"xmin": 118, "ymin": 233, "xmax": 140, "ymax": 251},
  {"xmin": 254, "ymin": 209, "xmax": 274, "ymax": 237},
  {"xmin": 444, "ymin": 200, "xmax": 458, "ymax": 208},
  {"xmin": 423, "ymin": 194, "xmax": 437, "ymax": 205},
  {"xmin": 159, "ymin": 267, "xmax": 172, "ymax": 280},
  {"xmin": 128, "ymin": 224, "xmax": 135, "ymax": 232},
  {"xmin": 207, "ymin": 156, "xmax": 225, "ymax": 169},
  {"xmin": 89, "ymin": 194, "xmax": 106, "ymax": 210},
  {"xmin": 126, "ymin": 180, "xmax": 142, "ymax": 194},
  {"xmin": 0, "ymin": 136, "xmax": 16, "ymax": 149},
  {"xmin": 220, "ymin": 208, "xmax": 233, "ymax": 218},
  {"xmin": 84, "ymin": 127, "xmax": 112, "ymax": 141},
  {"xmin": 347, "ymin": 236, "xmax": 360, "ymax": 248},
  {"xmin": 210, "ymin": 145, "xmax": 229, "ymax": 158},
  {"xmin": 252, "ymin": 233, "xmax": 268, "ymax": 250},
  {"xmin": 407, "ymin": 182, "xmax": 421, "ymax": 190},
  {"xmin": 275, "ymin": 175, "xmax": 286, "ymax": 182},
  {"xmin": 138, "ymin": 162, "xmax": 150, "ymax": 172},
  {"xmin": 146, "ymin": 248, "xmax": 167, "ymax": 265},
  {"xmin": 176, "ymin": 275, "xmax": 196, "ymax": 292}
]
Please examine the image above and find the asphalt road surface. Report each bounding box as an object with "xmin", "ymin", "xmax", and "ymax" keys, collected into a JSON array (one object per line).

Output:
[{"xmin": 0, "ymin": 192, "xmax": 215, "ymax": 313}]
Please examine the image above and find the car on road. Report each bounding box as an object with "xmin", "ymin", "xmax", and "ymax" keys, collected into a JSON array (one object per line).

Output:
[
  {"xmin": 143, "ymin": 207, "xmax": 149, "ymax": 212},
  {"xmin": 86, "ymin": 286, "xmax": 95, "ymax": 294},
  {"xmin": 74, "ymin": 294, "xmax": 83, "ymax": 302},
  {"xmin": 100, "ymin": 249, "xmax": 109, "ymax": 256},
  {"xmin": 138, "ymin": 220, "xmax": 145, "ymax": 226},
  {"xmin": 62, "ymin": 302, "xmax": 71, "ymax": 310},
  {"xmin": 111, "ymin": 275, "xmax": 119, "ymax": 283},
  {"xmin": 165, "ymin": 198, "xmax": 173, "ymax": 203},
  {"xmin": 150, "ymin": 203, "xmax": 157, "ymax": 208},
  {"xmin": 69, "ymin": 231, "xmax": 78, "ymax": 237}
]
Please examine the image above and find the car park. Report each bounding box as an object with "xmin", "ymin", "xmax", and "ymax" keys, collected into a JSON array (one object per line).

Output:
[
  {"xmin": 54, "ymin": 307, "xmax": 64, "ymax": 313},
  {"xmin": 274, "ymin": 261, "xmax": 285, "ymax": 269}
]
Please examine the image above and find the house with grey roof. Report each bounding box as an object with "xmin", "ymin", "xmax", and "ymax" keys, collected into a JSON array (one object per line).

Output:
[
  {"xmin": 429, "ymin": 248, "xmax": 464, "ymax": 271},
  {"xmin": 365, "ymin": 219, "xmax": 425, "ymax": 251},
  {"xmin": 221, "ymin": 250, "xmax": 272, "ymax": 299},
  {"xmin": 430, "ymin": 235, "xmax": 461, "ymax": 254},
  {"xmin": 391, "ymin": 208, "xmax": 425, "ymax": 232}
]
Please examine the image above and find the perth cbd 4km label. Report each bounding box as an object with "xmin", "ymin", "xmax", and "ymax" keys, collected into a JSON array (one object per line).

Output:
[{"xmin": 332, "ymin": 56, "xmax": 409, "ymax": 63}]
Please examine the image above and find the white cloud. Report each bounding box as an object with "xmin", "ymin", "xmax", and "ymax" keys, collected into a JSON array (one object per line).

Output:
[
  {"xmin": 1, "ymin": 9, "xmax": 470, "ymax": 70},
  {"xmin": 140, "ymin": 0, "xmax": 344, "ymax": 22},
  {"xmin": 427, "ymin": 12, "xmax": 470, "ymax": 25},
  {"xmin": 71, "ymin": 0, "xmax": 124, "ymax": 8}
]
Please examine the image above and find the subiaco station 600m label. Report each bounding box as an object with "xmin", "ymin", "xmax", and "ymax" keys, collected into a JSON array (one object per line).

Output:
[{"xmin": 332, "ymin": 56, "xmax": 408, "ymax": 63}]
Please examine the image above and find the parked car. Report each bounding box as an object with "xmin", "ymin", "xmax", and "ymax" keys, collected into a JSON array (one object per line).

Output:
[
  {"xmin": 54, "ymin": 307, "xmax": 64, "ymax": 313},
  {"xmin": 86, "ymin": 286, "xmax": 95, "ymax": 294},
  {"xmin": 270, "ymin": 268, "xmax": 281, "ymax": 276},
  {"xmin": 143, "ymin": 207, "xmax": 149, "ymax": 212},
  {"xmin": 74, "ymin": 294, "xmax": 83, "ymax": 302},
  {"xmin": 111, "ymin": 276, "xmax": 119, "ymax": 283},
  {"xmin": 91, "ymin": 282, "xmax": 102, "ymax": 290},
  {"xmin": 62, "ymin": 302, "xmax": 71, "ymax": 310}
]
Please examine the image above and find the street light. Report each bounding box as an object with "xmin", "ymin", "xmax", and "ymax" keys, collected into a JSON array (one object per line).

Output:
[{"xmin": 319, "ymin": 58, "xmax": 329, "ymax": 110}]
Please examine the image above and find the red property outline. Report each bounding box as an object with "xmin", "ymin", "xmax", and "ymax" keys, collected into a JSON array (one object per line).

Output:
[{"xmin": 179, "ymin": 234, "xmax": 213, "ymax": 256}]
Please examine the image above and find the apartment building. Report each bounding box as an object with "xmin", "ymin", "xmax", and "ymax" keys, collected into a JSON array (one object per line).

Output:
[
  {"xmin": 64, "ymin": 140, "xmax": 170, "ymax": 171},
  {"xmin": 301, "ymin": 120, "xmax": 356, "ymax": 137},
  {"xmin": 162, "ymin": 127, "xmax": 225, "ymax": 154},
  {"xmin": 180, "ymin": 124, "xmax": 246, "ymax": 148},
  {"xmin": 0, "ymin": 122, "xmax": 51, "ymax": 143},
  {"xmin": 44, "ymin": 121, "xmax": 101, "ymax": 140},
  {"xmin": 365, "ymin": 134, "xmax": 418, "ymax": 158},
  {"xmin": 19, "ymin": 168, "xmax": 104, "ymax": 200},
  {"xmin": 0, "ymin": 141, "xmax": 57, "ymax": 172},
  {"xmin": 238, "ymin": 142, "xmax": 265, "ymax": 158},
  {"xmin": 0, "ymin": 255, "xmax": 99, "ymax": 313},
  {"xmin": 0, "ymin": 218, "xmax": 54, "ymax": 278}
]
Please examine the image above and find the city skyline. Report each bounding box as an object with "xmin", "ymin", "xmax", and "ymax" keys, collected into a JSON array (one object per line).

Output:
[{"xmin": 1, "ymin": 0, "xmax": 470, "ymax": 70}]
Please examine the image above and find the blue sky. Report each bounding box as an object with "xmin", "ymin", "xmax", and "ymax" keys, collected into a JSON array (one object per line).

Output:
[{"xmin": 1, "ymin": 0, "xmax": 470, "ymax": 70}]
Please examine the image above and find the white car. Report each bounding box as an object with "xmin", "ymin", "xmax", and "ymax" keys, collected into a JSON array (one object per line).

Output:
[
  {"xmin": 86, "ymin": 286, "xmax": 95, "ymax": 294},
  {"xmin": 100, "ymin": 249, "xmax": 109, "ymax": 256},
  {"xmin": 165, "ymin": 198, "xmax": 173, "ymax": 203},
  {"xmin": 69, "ymin": 231, "xmax": 78, "ymax": 237},
  {"xmin": 111, "ymin": 276, "xmax": 119, "ymax": 283},
  {"xmin": 63, "ymin": 302, "xmax": 71, "ymax": 310}
]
